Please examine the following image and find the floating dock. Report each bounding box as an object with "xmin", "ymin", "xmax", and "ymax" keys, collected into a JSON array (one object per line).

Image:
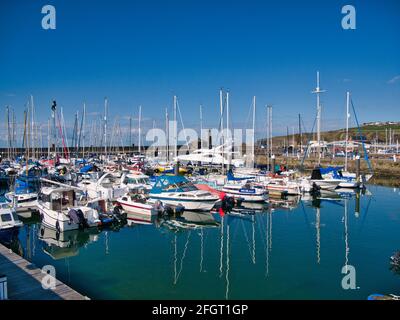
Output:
[{"xmin": 0, "ymin": 243, "xmax": 88, "ymax": 300}]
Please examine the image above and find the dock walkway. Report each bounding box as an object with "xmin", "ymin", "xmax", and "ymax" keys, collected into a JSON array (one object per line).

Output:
[{"xmin": 0, "ymin": 243, "xmax": 88, "ymax": 300}]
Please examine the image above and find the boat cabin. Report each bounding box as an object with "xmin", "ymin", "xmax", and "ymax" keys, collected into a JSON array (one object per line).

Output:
[
  {"xmin": 0, "ymin": 203, "xmax": 23, "ymax": 230},
  {"xmin": 39, "ymin": 187, "xmax": 77, "ymax": 211}
]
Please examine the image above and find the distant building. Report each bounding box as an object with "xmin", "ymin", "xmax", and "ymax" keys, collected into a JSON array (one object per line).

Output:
[{"xmin": 362, "ymin": 121, "xmax": 400, "ymax": 126}]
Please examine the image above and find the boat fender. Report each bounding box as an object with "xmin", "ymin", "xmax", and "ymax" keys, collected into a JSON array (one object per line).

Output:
[
  {"xmin": 235, "ymin": 197, "xmax": 244, "ymax": 207},
  {"xmin": 225, "ymin": 196, "xmax": 235, "ymax": 211},
  {"xmin": 174, "ymin": 204, "xmax": 185, "ymax": 215},
  {"xmin": 113, "ymin": 206, "xmax": 122, "ymax": 216},
  {"xmin": 163, "ymin": 206, "xmax": 174, "ymax": 216}
]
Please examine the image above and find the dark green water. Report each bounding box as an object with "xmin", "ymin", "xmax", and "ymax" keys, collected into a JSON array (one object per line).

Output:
[{"xmin": 4, "ymin": 185, "xmax": 400, "ymax": 299}]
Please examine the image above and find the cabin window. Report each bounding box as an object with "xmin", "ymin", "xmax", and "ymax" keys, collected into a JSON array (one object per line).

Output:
[
  {"xmin": 12, "ymin": 211, "xmax": 19, "ymax": 221},
  {"xmin": 1, "ymin": 214, "xmax": 12, "ymax": 222},
  {"xmin": 122, "ymin": 197, "xmax": 128, "ymax": 201}
]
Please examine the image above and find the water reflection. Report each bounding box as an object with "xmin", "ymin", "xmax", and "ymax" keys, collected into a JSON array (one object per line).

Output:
[
  {"xmin": 38, "ymin": 225, "xmax": 100, "ymax": 260},
  {"xmin": 1, "ymin": 186, "xmax": 391, "ymax": 300}
]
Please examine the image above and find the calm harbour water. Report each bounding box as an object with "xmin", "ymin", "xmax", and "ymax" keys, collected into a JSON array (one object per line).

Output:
[{"xmin": 2, "ymin": 184, "xmax": 400, "ymax": 300}]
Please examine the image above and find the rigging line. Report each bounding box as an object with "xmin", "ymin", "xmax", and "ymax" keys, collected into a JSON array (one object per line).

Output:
[
  {"xmin": 225, "ymin": 223, "xmax": 230, "ymax": 300},
  {"xmin": 56, "ymin": 110, "xmax": 69, "ymax": 159},
  {"xmin": 173, "ymin": 234, "xmax": 177, "ymax": 285},
  {"xmin": 350, "ymin": 98, "xmax": 373, "ymax": 173},
  {"xmin": 219, "ymin": 217, "xmax": 224, "ymax": 278},
  {"xmin": 240, "ymin": 218, "xmax": 253, "ymax": 263},
  {"xmin": 300, "ymin": 111, "xmax": 318, "ymax": 168},
  {"xmin": 344, "ymin": 198, "xmax": 349, "ymax": 271},
  {"xmin": 265, "ymin": 211, "xmax": 270, "ymax": 278},
  {"xmin": 358, "ymin": 194, "xmax": 372, "ymax": 236},
  {"xmin": 199, "ymin": 228, "xmax": 204, "ymax": 273},
  {"xmin": 255, "ymin": 213, "xmax": 267, "ymax": 250},
  {"xmin": 61, "ymin": 109, "xmax": 70, "ymax": 155},
  {"xmin": 176, "ymin": 99, "xmax": 190, "ymax": 149},
  {"xmin": 175, "ymin": 230, "xmax": 191, "ymax": 284},
  {"xmin": 300, "ymin": 200, "xmax": 314, "ymax": 243},
  {"xmin": 252, "ymin": 215, "xmax": 256, "ymax": 264}
]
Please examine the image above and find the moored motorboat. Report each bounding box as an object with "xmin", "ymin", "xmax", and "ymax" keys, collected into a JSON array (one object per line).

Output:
[
  {"xmin": 37, "ymin": 186, "xmax": 101, "ymax": 232},
  {"xmin": 149, "ymin": 175, "xmax": 219, "ymax": 211}
]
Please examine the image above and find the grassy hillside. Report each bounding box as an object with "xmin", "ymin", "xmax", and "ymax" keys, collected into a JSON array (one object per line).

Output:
[{"xmin": 259, "ymin": 123, "xmax": 400, "ymax": 146}]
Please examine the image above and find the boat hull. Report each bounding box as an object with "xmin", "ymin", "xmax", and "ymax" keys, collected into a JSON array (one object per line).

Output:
[
  {"xmin": 149, "ymin": 195, "xmax": 216, "ymax": 211},
  {"xmin": 38, "ymin": 205, "xmax": 100, "ymax": 232}
]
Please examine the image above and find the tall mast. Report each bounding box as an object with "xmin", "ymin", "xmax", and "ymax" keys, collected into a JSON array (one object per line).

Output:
[
  {"xmin": 266, "ymin": 105, "xmax": 273, "ymax": 167},
  {"xmin": 219, "ymin": 89, "xmax": 224, "ymax": 172},
  {"xmin": 252, "ymin": 96, "xmax": 256, "ymax": 168},
  {"xmin": 173, "ymin": 96, "xmax": 177, "ymax": 159},
  {"xmin": 298, "ymin": 113, "xmax": 302, "ymax": 154},
  {"xmin": 52, "ymin": 100, "xmax": 57, "ymax": 161},
  {"xmin": 345, "ymin": 91, "xmax": 350, "ymax": 171},
  {"xmin": 82, "ymin": 102, "xmax": 86, "ymax": 159},
  {"xmin": 166, "ymin": 107, "xmax": 169, "ymax": 161},
  {"xmin": 104, "ymin": 97, "xmax": 108, "ymax": 159},
  {"xmin": 226, "ymin": 91, "xmax": 230, "ymax": 171},
  {"xmin": 138, "ymin": 105, "xmax": 142, "ymax": 154},
  {"xmin": 27, "ymin": 102, "xmax": 30, "ymax": 161},
  {"xmin": 6, "ymin": 106, "xmax": 10, "ymax": 160},
  {"xmin": 312, "ymin": 71, "xmax": 326, "ymax": 164},
  {"xmin": 129, "ymin": 116, "xmax": 132, "ymax": 148},
  {"xmin": 199, "ymin": 104, "xmax": 203, "ymax": 150},
  {"xmin": 47, "ymin": 118, "xmax": 50, "ymax": 158},
  {"xmin": 30, "ymin": 95, "xmax": 35, "ymax": 160}
]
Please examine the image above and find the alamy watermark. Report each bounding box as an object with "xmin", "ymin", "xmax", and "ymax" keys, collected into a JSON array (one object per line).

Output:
[
  {"xmin": 341, "ymin": 265, "xmax": 359, "ymax": 290},
  {"xmin": 40, "ymin": 4, "xmax": 356, "ymax": 31},
  {"xmin": 41, "ymin": 5, "xmax": 56, "ymax": 30},
  {"xmin": 41, "ymin": 265, "xmax": 56, "ymax": 290},
  {"xmin": 341, "ymin": 5, "xmax": 356, "ymax": 30}
]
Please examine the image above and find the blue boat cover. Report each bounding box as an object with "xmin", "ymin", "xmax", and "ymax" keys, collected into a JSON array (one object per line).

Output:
[
  {"xmin": 80, "ymin": 164, "xmax": 93, "ymax": 173},
  {"xmin": 227, "ymin": 170, "xmax": 253, "ymax": 181},
  {"xmin": 150, "ymin": 175, "xmax": 197, "ymax": 194},
  {"xmin": 319, "ymin": 166, "xmax": 345, "ymax": 179}
]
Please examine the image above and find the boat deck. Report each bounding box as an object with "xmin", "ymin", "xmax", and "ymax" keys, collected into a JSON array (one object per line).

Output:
[{"xmin": 0, "ymin": 243, "xmax": 88, "ymax": 300}]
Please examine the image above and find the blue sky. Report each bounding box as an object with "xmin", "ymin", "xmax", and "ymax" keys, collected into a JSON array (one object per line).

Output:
[{"xmin": 0, "ymin": 0, "xmax": 399, "ymax": 146}]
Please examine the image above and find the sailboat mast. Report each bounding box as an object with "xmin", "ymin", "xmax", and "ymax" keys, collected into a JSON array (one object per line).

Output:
[
  {"xmin": 138, "ymin": 105, "xmax": 142, "ymax": 154},
  {"xmin": 316, "ymin": 72, "xmax": 321, "ymax": 152},
  {"xmin": 31, "ymin": 95, "xmax": 35, "ymax": 160},
  {"xmin": 252, "ymin": 96, "xmax": 256, "ymax": 168},
  {"xmin": 345, "ymin": 91, "xmax": 350, "ymax": 171},
  {"xmin": 47, "ymin": 118, "xmax": 50, "ymax": 158},
  {"xmin": 298, "ymin": 113, "xmax": 302, "ymax": 153},
  {"xmin": 82, "ymin": 102, "xmax": 86, "ymax": 159},
  {"xmin": 173, "ymin": 96, "xmax": 177, "ymax": 160},
  {"xmin": 129, "ymin": 116, "xmax": 132, "ymax": 148},
  {"xmin": 226, "ymin": 91, "xmax": 230, "ymax": 171},
  {"xmin": 199, "ymin": 105, "xmax": 203, "ymax": 150},
  {"xmin": 219, "ymin": 89, "xmax": 224, "ymax": 172},
  {"xmin": 312, "ymin": 71, "xmax": 326, "ymax": 164},
  {"xmin": 166, "ymin": 108, "xmax": 169, "ymax": 161},
  {"xmin": 104, "ymin": 97, "xmax": 108, "ymax": 159}
]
